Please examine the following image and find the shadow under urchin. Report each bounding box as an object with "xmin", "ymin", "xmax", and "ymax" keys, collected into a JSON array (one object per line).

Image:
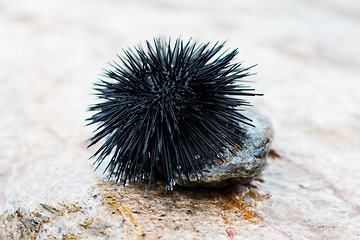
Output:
[{"xmin": 87, "ymin": 37, "xmax": 262, "ymax": 190}]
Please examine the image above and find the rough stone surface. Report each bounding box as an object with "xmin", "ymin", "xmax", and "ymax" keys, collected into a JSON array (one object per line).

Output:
[
  {"xmin": 176, "ymin": 108, "xmax": 273, "ymax": 187},
  {"xmin": 1, "ymin": 0, "xmax": 360, "ymax": 239}
]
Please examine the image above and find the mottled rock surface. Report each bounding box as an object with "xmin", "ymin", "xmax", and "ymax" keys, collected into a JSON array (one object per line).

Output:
[
  {"xmin": 176, "ymin": 108, "xmax": 273, "ymax": 187},
  {"xmin": 1, "ymin": 0, "xmax": 360, "ymax": 239}
]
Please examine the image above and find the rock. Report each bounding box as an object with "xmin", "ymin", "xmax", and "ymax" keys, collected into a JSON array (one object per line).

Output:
[{"xmin": 175, "ymin": 108, "xmax": 273, "ymax": 187}]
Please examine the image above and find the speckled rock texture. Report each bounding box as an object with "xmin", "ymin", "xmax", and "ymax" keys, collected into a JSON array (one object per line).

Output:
[
  {"xmin": 176, "ymin": 108, "xmax": 273, "ymax": 187},
  {"xmin": 1, "ymin": 0, "xmax": 360, "ymax": 239}
]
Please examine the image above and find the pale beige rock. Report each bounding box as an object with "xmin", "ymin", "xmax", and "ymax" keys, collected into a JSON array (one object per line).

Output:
[{"xmin": 1, "ymin": 0, "xmax": 360, "ymax": 239}]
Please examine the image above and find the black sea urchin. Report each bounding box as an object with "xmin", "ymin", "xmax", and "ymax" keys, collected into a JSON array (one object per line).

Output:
[{"xmin": 87, "ymin": 37, "xmax": 261, "ymax": 190}]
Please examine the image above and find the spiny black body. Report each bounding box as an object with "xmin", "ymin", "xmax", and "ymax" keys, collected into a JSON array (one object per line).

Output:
[{"xmin": 87, "ymin": 37, "xmax": 261, "ymax": 190}]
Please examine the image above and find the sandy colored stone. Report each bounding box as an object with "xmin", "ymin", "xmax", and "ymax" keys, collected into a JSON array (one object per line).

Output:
[{"xmin": 1, "ymin": 0, "xmax": 360, "ymax": 239}]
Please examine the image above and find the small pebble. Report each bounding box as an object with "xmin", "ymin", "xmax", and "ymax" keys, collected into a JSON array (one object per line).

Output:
[{"xmin": 175, "ymin": 108, "xmax": 273, "ymax": 187}]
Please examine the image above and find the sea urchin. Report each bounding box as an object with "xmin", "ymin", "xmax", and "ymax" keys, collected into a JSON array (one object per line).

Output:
[{"xmin": 87, "ymin": 37, "xmax": 261, "ymax": 190}]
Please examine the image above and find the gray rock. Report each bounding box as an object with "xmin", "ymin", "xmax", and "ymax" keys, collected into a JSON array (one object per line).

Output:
[{"xmin": 175, "ymin": 108, "xmax": 273, "ymax": 187}]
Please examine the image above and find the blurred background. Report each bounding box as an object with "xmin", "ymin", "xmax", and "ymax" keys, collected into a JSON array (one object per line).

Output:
[{"xmin": 1, "ymin": 0, "xmax": 359, "ymax": 239}]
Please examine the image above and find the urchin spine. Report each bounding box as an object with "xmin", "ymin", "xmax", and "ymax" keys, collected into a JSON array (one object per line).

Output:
[{"xmin": 87, "ymin": 37, "xmax": 261, "ymax": 189}]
